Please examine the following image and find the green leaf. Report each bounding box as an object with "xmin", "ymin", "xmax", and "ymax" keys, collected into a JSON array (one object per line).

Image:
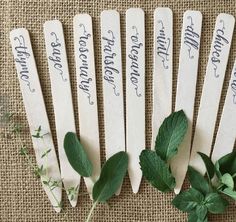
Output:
[
  {"xmin": 188, "ymin": 212, "xmax": 198, "ymax": 222},
  {"xmin": 188, "ymin": 166, "xmax": 210, "ymax": 195},
  {"xmin": 41, "ymin": 149, "xmax": 51, "ymax": 158},
  {"xmin": 64, "ymin": 132, "xmax": 92, "ymax": 177},
  {"xmin": 197, "ymin": 152, "xmax": 215, "ymax": 179},
  {"xmin": 188, "ymin": 211, "xmax": 208, "ymax": 222},
  {"xmin": 205, "ymin": 193, "xmax": 229, "ymax": 214},
  {"xmin": 218, "ymin": 151, "xmax": 236, "ymax": 176},
  {"xmin": 172, "ymin": 188, "xmax": 204, "ymax": 213},
  {"xmin": 221, "ymin": 187, "xmax": 236, "ymax": 200},
  {"xmin": 92, "ymin": 151, "xmax": 128, "ymax": 202},
  {"xmin": 215, "ymin": 161, "xmax": 222, "ymax": 179},
  {"xmin": 195, "ymin": 205, "xmax": 208, "ymax": 221},
  {"xmin": 139, "ymin": 150, "xmax": 175, "ymax": 192},
  {"xmin": 155, "ymin": 110, "xmax": 188, "ymax": 161},
  {"xmin": 221, "ymin": 173, "xmax": 234, "ymax": 189}
]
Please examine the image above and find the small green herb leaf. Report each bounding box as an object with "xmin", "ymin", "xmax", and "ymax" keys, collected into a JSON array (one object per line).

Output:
[
  {"xmin": 221, "ymin": 173, "xmax": 234, "ymax": 189},
  {"xmin": 155, "ymin": 110, "xmax": 188, "ymax": 161},
  {"xmin": 197, "ymin": 152, "xmax": 215, "ymax": 179},
  {"xmin": 221, "ymin": 187, "xmax": 236, "ymax": 200},
  {"xmin": 19, "ymin": 145, "xmax": 28, "ymax": 155},
  {"xmin": 188, "ymin": 166, "xmax": 210, "ymax": 195},
  {"xmin": 196, "ymin": 205, "xmax": 208, "ymax": 221},
  {"xmin": 218, "ymin": 151, "xmax": 236, "ymax": 176},
  {"xmin": 92, "ymin": 151, "xmax": 128, "ymax": 202},
  {"xmin": 205, "ymin": 193, "xmax": 228, "ymax": 214},
  {"xmin": 172, "ymin": 188, "xmax": 204, "ymax": 213},
  {"xmin": 64, "ymin": 132, "xmax": 92, "ymax": 177},
  {"xmin": 139, "ymin": 150, "xmax": 175, "ymax": 192},
  {"xmin": 41, "ymin": 149, "xmax": 51, "ymax": 158},
  {"xmin": 188, "ymin": 211, "xmax": 208, "ymax": 222},
  {"xmin": 215, "ymin": 161, "xmax": 222, "ymax": 179}
]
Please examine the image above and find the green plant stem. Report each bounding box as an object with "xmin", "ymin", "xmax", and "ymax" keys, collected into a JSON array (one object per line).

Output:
[
  {"xmin": 48, "ymin": 184, "xmax": 62, "ymax": 209},
  {"xmin": 17, "ymin": 130, "xmax": 62, "ymax": 208},
  {"xmin": 85, "ymin": 201, "xmax": 98, "ymax": 222},
  {"xmin": 41, "ymin": 137, "xmax": 49, "ymax": 176}
]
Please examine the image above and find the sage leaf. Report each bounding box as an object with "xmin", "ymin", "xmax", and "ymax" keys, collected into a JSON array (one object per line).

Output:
[
  {"xmin": 155, "ymin": 110, "xmax": 188, "ymax": 161},
  {"xmin": 64, "ymin": 132, "xmax": 92, "ymax": 177},
  {"xmin": 139, "ymin": 150, "xmax": 175, "ymax": 192},
  {"xmin": 221, "ymin": 173, "xmax": 234, "ymax": 189},
  {"xmin": 218, "ymin": 151, "xmax": 236, "ymax": 176},
  {"xmin": 188, "ymin": 166, "xmax": 210, "ymax": 195},
  {"xmin": 172, "ymin": 188, "xmax": 204, "ymax": 213},
  {"xmin": 221, "ymin": 187, "xmax": 236, "ymax": 200},
  {"xmin": 197, "ymin": 152, "xmax": 215, "ymax": 179},
  {"xmin": 92, "ymin": 151, "xmax": 128, "ymax": 202},
  {"xmin": 205, "ymin": 193, "xmax": 229, "ymax": 214}
]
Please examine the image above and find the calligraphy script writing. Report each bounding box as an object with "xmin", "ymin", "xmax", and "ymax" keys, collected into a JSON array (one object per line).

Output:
[
  {"xmin": 102, "ymin": 30, "xmax": 120, "ymax": 96},
  {"xmin": 156, "ymin": 20, "xmax": 170, "ymax": 69},
  {"xmin": 211, "ymin": 20, "xmax": 229, "ymax": 78},
  {"xmin": 14, "ymin": 35, "xmax": 35, "ymax": 93},
  {"xmin": 184, "ymin": 16, "xmax": 200, "ymax": 59},
  {"xmin": 231, "ymin": 67, "xmax": 236, "ymax": 104},
  {"xmin": 128, "ymin": 26, "xmax": 143, "ymax": 97},
  {"xmin": 77, "ymin": 24, "xmax": 94, "ymax": 105},
  {"xmin": 48, "ymin": 32, "xmax": 67, "ymax": 82}
]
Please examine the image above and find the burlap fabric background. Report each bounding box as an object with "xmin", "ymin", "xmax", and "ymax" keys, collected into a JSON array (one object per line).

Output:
[{"xmin": 1, "ymin": 0, "xmax": 236, "ymax": 221}]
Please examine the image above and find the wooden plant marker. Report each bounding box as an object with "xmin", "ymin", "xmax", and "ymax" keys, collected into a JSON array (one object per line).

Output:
[
  {"xmin": 211, "ymin": 60, "xmax": 236, "ymax": 162},
  {"xmin": 101, "ymin": 10, "xmax": 125, "ymax": 194},
  {"xmin": 73, "ymin": 14, "xmax": 101, "ymax": 194},
  {"xmin": 151, "ymin": 7, "xmax": 173, "ymax": 149},
  {"xmin": 189, "ymin": 13, "xmax": 235, "ymax": 175},
  {"xmin": 44, "ymin": 20, "xmax": 80, "ymax": 206},
  {"xmin": 170, "ymin": 10, "xmax": 203, "ymax": 194},
  {"xmin": 10, "ymin": 28, "xmax": 62, "ymax": 212},
  {"xmin": 126, "ymin": 8, "xmax": 145, "ymax": 193}
]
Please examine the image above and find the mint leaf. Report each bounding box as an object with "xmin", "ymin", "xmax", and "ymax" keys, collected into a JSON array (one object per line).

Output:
[
  {"xmin": 215, "ymin": 161, "xmax": 222, "ymax": 179},
  {"xmin": 64, "ymin": 132, "xmax": 92, "ymax": 177},
  {"xmin": 188, "ymin": 166, "xmax": 210, "ymax": 195},
  {"xmin": 196, "ymin": 205, "xmax": 208, "ymax": 221},
  {"xmin": 221, "ymin": 187, "xmax": 236, "ymax": 200},
  {"xmin": 188, "ymin": 211, "xmax": 208, "ymax": 222},
  {"xmin": 197, "ymin": 152, "xmax": 215, "ymax": 179},
  {"xmin": 218, "ymin": 151, "xmax": 236, "ymax": 176},
  {"xmin": 172, "ymin": 188, "xmax": 204, "ymax": 212},
  {"xmin": 139, "ymin": 150, "xmax": 175, "ymax": 192},
  {"xmin": 205, "ymin": 193, "xmax": 229, "ymax": 214},
  {"xmin": 155, "ymin": 110, "xmax": 188, "ymax": 161},
  {"xmin": 92, "ymin": 151, "xmax": 128, "ymax": 202},
  {"xmin": 221, "ymin": 173, "xmax": 234, "ymax": 189}
]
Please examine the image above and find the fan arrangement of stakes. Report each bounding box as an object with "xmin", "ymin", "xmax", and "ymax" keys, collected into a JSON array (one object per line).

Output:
[{"xmin": 9, "ymin": 8, "xmax": 236, "ymax": 212}]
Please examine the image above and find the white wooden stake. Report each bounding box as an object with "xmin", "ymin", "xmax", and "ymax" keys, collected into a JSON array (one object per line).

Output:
[
  {"xmin": 211, "ymin": 60, "xmax": 236, "ymax": 162},
  {"xmin": 189, "ymin": 13, "xmax": 235, "ymax": 174},
  {"xmin": 170, "ymin": 11, "xmax": 203, "ymax": 194},
  {"xmin": 44, "ymin": 20, "xmax": 80, "ymax": 207},
  {"xmin": 126, "ymin": 8, "xmax": 145, "ymax": 193},
  {"xmin": 101, "ymin": 10, "xmax": 125, "ymax": 194},
  {"xmin": 151, "ymin": 8, "xmax": 173, "ymax": 149},
  {"xmin": 10, "ymin": 28, "xmax": 62, "ymax": 212},
  {"xmin": 73, "ymin": 14, "xmax": 101, "ymax": 194}
]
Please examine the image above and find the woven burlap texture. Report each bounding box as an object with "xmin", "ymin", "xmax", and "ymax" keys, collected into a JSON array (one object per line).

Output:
[{"xmin": 1, "ymin": 0, "xmax": 236, "ymax": 221}]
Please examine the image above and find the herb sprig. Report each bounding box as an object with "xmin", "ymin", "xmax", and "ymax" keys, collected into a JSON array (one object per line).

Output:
[
  {"xmin": 140, "ymin": 110, "xmax": 236, "ymax": 222},
  {"xmin": 64, "ymin": 132, "xmax": 128, "ymax": 222},
  {"xmin": 2, "ymin": 112, "xmax": 79, "ymax": 210},
  {"xmin": 140, "ymin": 110, "xmax": 188, "ymax": 192}
]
